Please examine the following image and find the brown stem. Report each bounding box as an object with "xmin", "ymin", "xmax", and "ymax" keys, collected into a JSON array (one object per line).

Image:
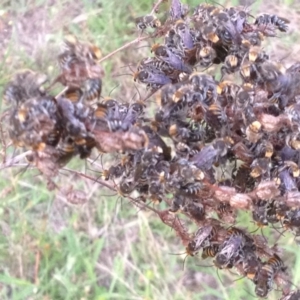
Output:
[
  {"xmin": 150, "ymin": 0, "xmax": 165, "ymax": 15},
  {"xmin": 97, "ymin": 36, "xmax": 150, "ymax": 64}
]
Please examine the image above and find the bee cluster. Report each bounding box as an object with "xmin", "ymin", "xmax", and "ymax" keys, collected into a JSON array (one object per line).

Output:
[
  {"xmin": 3, "ymin": 0, "xmax": 300, "ymax": 298},
  {"xmin": 4, "ymin": 36, "xmax": 148, "ymax": 177}
]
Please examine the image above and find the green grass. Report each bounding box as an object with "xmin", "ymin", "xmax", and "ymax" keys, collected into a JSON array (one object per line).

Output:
[{"xmin": 1, "ymin": 0, "xmax": 300, "ymax": 299}]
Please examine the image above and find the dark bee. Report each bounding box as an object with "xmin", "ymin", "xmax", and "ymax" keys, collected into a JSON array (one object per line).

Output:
[
  {"xmin": 186, "ymin": 225, "xmax": 216, "ymax": 256},
  {"xmin": 180, "ymin": 182, "xmax": 203, "ymax": 195},
  {"xmin": 250, "ymin": 158, "xmax": 271, "ymax": 179},
  {"xmin": 217, "ymin": 203, "xmax": 236, "ymax": 224},
  {"xmin": 56, "ymin": 136, "xmax": 77, "ymax": 167},
  {"xmin": 134, "ymin": 69, "xmax": 172, "ymax": 90},
  {"xmin": 255, "ymin": 14, "xmax": 289, "ymax": 32},
  {"xmin": 254, "ymin": 254, "xmax": 285, "ymax": 298},
  {"xmin": 83, "ymin": 78, "xmax": 102, "ymax": 101},
  {"xmin": 3, "ymin": 69, "xmax": 48, "ymax": 106},
  {"xmin": 242, "ymin": 248, "xmax": 261, "ymax": 280},
  {"xmin": 214, "ymin": 234, "xmax": 244, "ymax": 269},
  {"xmin": 169, "ymin": 0, "xmax": 189, "ymax": 21},
  {"xmin": 196, "ymin": 46, "xmax": 217, "ymax": 67},
  {"xmin": 173, "ymin": 20, "xmax": 194, "ymax": 50},
  {"xmin": 183, "ymin": 202, "xmax": 205, "ymax": 222},
  {"xmin": 8, "ymin": 96, "xmax": 60, "ymax": 150},
  {"xmin": 135, "ymin": 15, "xmax": 161, "ymax": 31},
  {"xmin": 252, "ymin": 199, "xmax": 268, "ymax": 227},
  {"xmin": 56, "ymin": 36, "xmax": 103, "ymax": 90},
  {"xmin": 169, "ymin": 194, "xmax": 187, "ymax": 213},
  {"xmin": 137, "ymin": 57, "xmax": 175, "ymax": 76},
  {"xmin": 221, "ymin": 55, "xmax": 239, "ymax": 78},
  {"xmin": 214, "ymin": 227, "xmax": 251, "ymax": 269},
  {"xmin": 151, "ymin": 44, "xmax": 192, "ymax": 74}
]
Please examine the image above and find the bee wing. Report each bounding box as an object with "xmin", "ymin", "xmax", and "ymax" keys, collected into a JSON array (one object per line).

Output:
[
  {"xmin": 191, "ymin": 145, "xmax": 218, "ymax": 170},
  {"xmin": 146, "ymin": 72, "xmax": 173, "ymax": 85}
]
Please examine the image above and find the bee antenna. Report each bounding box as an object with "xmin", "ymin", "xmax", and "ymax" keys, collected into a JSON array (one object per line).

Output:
[
  {"xmin": 142, "ymin": 88, "xmax": 160, "ymax": 102},
  {"xmin": 133, "ymin": 83, "xmax": 142, "ymax": 102},
  {"xmin": 216, "ymin": 268, "xmax": 225, "ymax": 286},
  {"xmin": 195, "ymin": 263, "xmax": 214, "ymax": 268},
  {"xmin": 112, "ymin": 73, "xmax": 133, "ymax": 78},
  {"xmin": 232, "ymin": 275, "xmax": 246, "ymax": 282},
  {"xmin": 169, "ymin": 251, "xmax": 189, "ymax": 256},
  {"xmin": 208, "ymin": 0, "xmax": 225, "ymax": 9},
  {"xmin": 271, "ymin": 223, "xmax": 286, "ymax": 238},
  {"xmin": 108, "ymin": 84, "xmax": 120, "ymax": 96},
  {"xmin": 182, "ymin": 254, "xmax": 189, "ymax": 270},
  {"xmin": 119, "ymin": 64, "xmax": 136, "ymax": 69}
]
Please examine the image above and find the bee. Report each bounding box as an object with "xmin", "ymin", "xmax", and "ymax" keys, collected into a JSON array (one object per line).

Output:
[
  {"xmin": 217, "ymin": 80, "xmax": 240, "ymax": 107},
  {"xmin": 8, "ymin": 96, "xmax": 60, "ymax": 150},
  {"xmin": 283, "ymin": 208, "xmax": 300, "ymax": 228},
  {"xmin": 189, "ymin": 72, "xmax": 217, "ymax": 100},
  {"xmin": 151, "ymin": 44, "xmax": 192, "ymax": 73},
  {"xmin": 75, "ymin": 135, "xmax": 96, "ymax": 159},
  {"xmin": 169, "ymin": 0, "xmax": 189, "ymax": 21},
  {"xmin": 169, "ymin": 194, "xmax": 187, "ymax": 213},
  {"xmin": 254, "ymin": 14, "xmax": 289, "ymax": 32},
  {"xmin": 134, "ymin": 69, "xmax": 172, "ymax": 90},
  {"xmin": 64, "ymin": 87, "xmax": 83, "ymax": 103},
  {"xmin": 214, "ymin": 234, "xmax": 244, "ymax": 269},
  {"xmin": 232, "ymin": 142, "xmax": 254, "ymax": 164},
  {"xmin": 173, "ymin": 20, "xmax": 194, "ymax": 50},
  {"xmin": 242, "ymin": 248, "xmax": 261, "ymax": 280},
  {"xmin": 180, "ymin": 182, "xmax": 203, "ymax": 195},
  {"xmin": 83, "ymin": 78, "xmax": 102, "ymax": 102},
  {"xmin": 119, "ymin": 179, "xmax": 136, "ymax": 196},
  {"xmin": 202, "ymin": 245, "xmax": 219, "ymax": 259},
  {"xmin": 233, "ymin": 162, "xmax": 254, "ymax": 192},
  {"xmin": 56, "ymin": 136, "xmax": 77, "ymax": 167},
  {"xmin": 137, "ymin": 57, "xmax": 175, "ymax": 76},
  {"xmin": 252, "ymin": 199, "xmax": 269, "ymax": 227},
  {"xmin": 196, "ymin": 46, "xmax": 217, "ymax": 67},
  {"xmin": 121, "ymin": 102, "xmax": 145, "ymax": 131},
  {"xmin": 56, "ymin": 36, "xmax": 103, "ymax": 90},
  {"xmin": 254, "ymin": 254, "xmax": 285, "ymax": 298},
  {"xmin": 183, "ymin": 202, "xmax": 205, "ymax": 222},
  {"xmin": 214, "ymin": 227, "xmax": 250, "ymax": 269},
  {"xmin": 250, "ymin": 158, "xmax": 271, "ymax": 179},
  {"xmin": 205, "ymin": 102, "xmax": 227, "ymax": 129},
  {"xmin": 221, "ymin": 55, "xmax": 240, "ymax": 78},
  {"xmin": 4, "ymin": 69, "xmax": 48, "ymax": 106},
  {"xmin": 57, "ymin": 53, "xmax": 103, "ymax": 89},
  {"xmin": 186, "ymin": 225, "xmax": 216, "ymax": 256},
  {"xmin": 198, "ymin": 23, "xmax": 220, "ymax": 43},
  {"xmin": 216, "ymin": 203, "xmax": 236, "ymax": 224},
  {"xmin": 134, "ymin": 14, "xmax": 161, "ymax": 31},
  {"xmin": 245, "ymin": 121, "xmax": 262, "ymax": 144},
  {"xmin": 63, "ymin": 35, "xmax": 101, "ymax": 57},
  {"xmin": 193, "ymin": 3, "xmax": 216, "ymax": 23}
]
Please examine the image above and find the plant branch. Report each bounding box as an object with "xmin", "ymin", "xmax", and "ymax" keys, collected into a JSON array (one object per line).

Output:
[
  {"xmin": 150, "ymin": 0, "xmax": 165, "ymax": 15},
  {"xmin": 97, "ymin": 36, "xmax": 150, "ymax": 64}
]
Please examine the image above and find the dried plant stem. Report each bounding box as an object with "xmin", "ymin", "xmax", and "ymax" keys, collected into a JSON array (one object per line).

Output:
[
  {"xmin": 61, "ymin": 168, "xmax": 116, "ymax": 191},
  {"xmin": 97, "ymin": 36, "xmax": 150, "ymax": 64},
  {"xmin": 150, "ymin": 0, "xmax": 165, "ymax": 15},
  {"xmin": 0, "ymin": 150, "xmax": 32, "ymax": 170}
]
